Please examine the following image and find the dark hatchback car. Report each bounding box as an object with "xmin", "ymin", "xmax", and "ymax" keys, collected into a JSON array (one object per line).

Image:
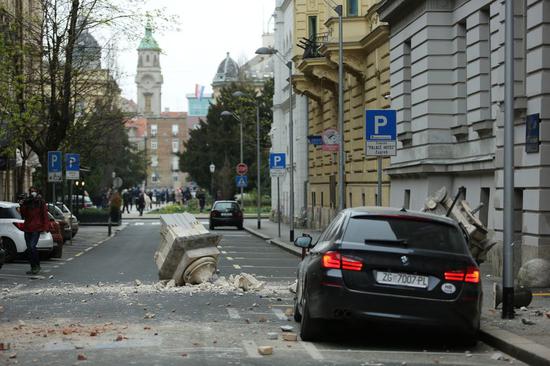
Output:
[
  {"xmin": 293, "ymin": 207, "xmax": 481, "ymax": 342},
  {"xmin": 209, "ymin": 201, "xmax": 243, "ymax": 230}
]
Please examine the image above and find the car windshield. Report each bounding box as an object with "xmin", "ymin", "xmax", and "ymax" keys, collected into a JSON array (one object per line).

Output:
[
  {"xmin": 55, "ymin": 203, "xmax": 70, "ymax": 213},
  {"xmin": 0, "ymin": 206, "xmax": 22, "ymax": 219},
  {"xmin": 213, "ymin": 202, "xmax": 239, "ymax": 211},
  {"xmin": 47, "ymin": 205, "xmax": 65, "ymax": 220},
  {"xmin": 343, "ymin": 216, "xmax": 468, "ymax": 254}
]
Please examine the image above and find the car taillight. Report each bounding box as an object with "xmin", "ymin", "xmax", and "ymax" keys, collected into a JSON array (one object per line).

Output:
[
  {"xmin": 234, "ymin": 211, "xmax": 243, "ymax": 218},
  {"xmin": 322, "ymin": 251, "xmax": 363, "ymax": 271},
  {"xmin": 444, "ymin": 267, "xmax": 480, "ymax": 283},
  {"xmin": 13, "ymin": 222, "xmax": 24, "ymax": 231},
  {"xmin": 465, "ymin": 267, "xmax": 480, "ymax": 283}
]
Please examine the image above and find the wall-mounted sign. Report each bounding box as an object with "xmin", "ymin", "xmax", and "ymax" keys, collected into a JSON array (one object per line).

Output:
[
  {"xmin": 307, "ymin": 135, "xmax": 323, "ymax": 146},
  {"xmin": 322, "ymin": 128, "xmax": 339, "ymax": 152}
]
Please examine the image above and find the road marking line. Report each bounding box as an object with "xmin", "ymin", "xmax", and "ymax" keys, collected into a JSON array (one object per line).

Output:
[
  {"xmin": 134, "ymin": 222, "xmax": 144, "ymax": 226},
  {"xmin": 93, "ymin": 244, "xmax": 99, "ymax": 247},
  {"xmin": 242, "ymin": 340, "xmax": 260, "ymax": 358},
  {"xmin": 53, "ymin": 266, "xmax": 59, "ymax": 268},
  {"xmin": 66, "ymin": 257, "xmax": 74, "ymax": 261},
  {"xmin": 227, "ymin": 308, "xmax": 240, "ymax": 319},
  {"xmin": 272, "ymin": 308, "xmax": 288, "ymax": 320},
  {"xmin": 221, "ymin": 251, "xmax": 227, "ymax": 254},
  {"xmin": 300, "ymin": 341, "xmax": 324, "ymax": 360},
  {"xmin": 241, "ymin": 265, "xmax": 297, "ymax": 269},
  {"xmin": 74, "ymin": 252, "xmax": 83, "ymax": 257},
  {"xmin": 534, "ymin": 293, "xmax": 550, "ymax": 297},
  {"xmin": 226, "ymin": 257, "xmax": 234, "ymax": 261},
  {"xmin": 270, "ymin": 304, "xmax": 294, "ymax": 308},
  {"xmin": 233, "ymin": 264, "xmax": 241, "ymax": 269},
  {"xmin": 84, "ymin": 247, "xmax": 93, "ymax": 252}
]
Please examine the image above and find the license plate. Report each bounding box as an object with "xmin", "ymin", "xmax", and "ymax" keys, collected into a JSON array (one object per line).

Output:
[
  {"xmin": 375, "ymin": 271, "xmax": 429, "ymax": 288},
  {"xmin": 221, "ymin": 213, "xmax": 232, "ymax": 217}
]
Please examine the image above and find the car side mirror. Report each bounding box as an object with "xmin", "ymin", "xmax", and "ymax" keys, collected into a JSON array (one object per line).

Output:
[{"xmin": 294, "ymin": 234, "xmax": 313, "ymax": 249}]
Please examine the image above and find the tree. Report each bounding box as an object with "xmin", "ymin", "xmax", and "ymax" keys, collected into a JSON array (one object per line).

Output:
[{"xmin": 180, "ymin": 80, "xmax": 274, "ymax": 199}]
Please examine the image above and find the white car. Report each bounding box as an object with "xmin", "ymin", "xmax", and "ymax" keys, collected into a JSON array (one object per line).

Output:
[{"xmin": 0, "ymin": 201, "xmax": 54, "ymax": 262}]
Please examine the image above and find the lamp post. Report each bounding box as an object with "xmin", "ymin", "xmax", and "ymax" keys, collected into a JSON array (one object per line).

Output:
[
  {"xmin": 232, "ymin": 91, "xmax": 262, "ymax": 229},
  {"xmin": 256, "ymin": 46, "xmax": 294, "ymax": 241},
  {"xmin": 209, "ymin": 162, "xmax": 215, "ymax": 201},
  {"xmin": 220, "ymin": 110, "xmax": 244, "ymax": 206}
]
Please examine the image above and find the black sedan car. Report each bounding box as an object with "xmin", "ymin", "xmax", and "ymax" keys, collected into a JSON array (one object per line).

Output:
[
  {"xmin": 209, "ymin": 201, "xmax": 243, "ymax": 230},
  {"xmin": 0, "ymin": 245, "xmax": 4, "ymax": 269},
  {"xmin": 293, "ymin": 207, "xmax": 481, "ymax": 342}
]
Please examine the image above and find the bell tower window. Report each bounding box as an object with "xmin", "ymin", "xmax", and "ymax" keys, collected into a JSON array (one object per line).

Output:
[{"xmin": 144, "ymin": 94, "xmax": 152, "ymax": 113}]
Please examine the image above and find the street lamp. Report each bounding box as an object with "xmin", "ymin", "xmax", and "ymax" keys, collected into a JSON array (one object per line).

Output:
[
  {"xmin": 232, "ymin": 91, "xmax": 262, "ymax": 230},
  {"xmin": 220, "ymin": 110, "xmax": 244, "ymax": 206},
  {"xmin": 256, "ymin": 46, "xmax": 295, "ymax": 241},
  {"xmin": 209, "ymin": 162, "xmax": 215, "ymax": 201}
]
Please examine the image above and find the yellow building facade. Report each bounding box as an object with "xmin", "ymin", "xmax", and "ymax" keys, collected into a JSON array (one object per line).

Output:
[{"xmin": 291, "ymin": 0, "xmax": 390, "ymax": 228}]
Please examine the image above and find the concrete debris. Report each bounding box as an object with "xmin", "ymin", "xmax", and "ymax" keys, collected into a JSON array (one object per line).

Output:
[
  {"xmin": 48, "ymin": 275, "xmax": 54, "ymax": 279},
  {"xmin": 545, "ymin": 311, "xmax": 550, "ymax": 319},
  {"xmin": 280, "ymin": 325, "xmax": 293, "ymax": 332},
  {"xmin": 518, "ymin": 259, "xmax": 550, "ymax": 288},
  {"xmin": 267, "ymin": 332, "xmax": 278, "ymax": 340},
  {"xmin": 0, "ymin": 342, "xmax": 10, "ymax": 351},
  {"xmin": 282, "ymin": 332, "xmax": 297, "ymax": 341},
  {"xmin": 165, "ymin": 279, "xmax": 176, "ymax": 288},
  {"xmin": 257, "ymin": 345, "xmax": 273, "ymax": 356},
  {"xmin": 134, "ymin": 279, "xmax": 142, "ymax": 286},
  {"xmin": 533, "ymin": 310, "xmax": 543, "ymax": 316},
  {"xmin": 520, "ymin": 306, "xmax": 528, "ymax": 311},
  {"xmin": 288, "ymin": 280, "xmax": 297, "ymax": 294},
  {"xmin": 77, "ymin": 353, "xmax": 87, "ymax": 361},
  {"xmin": 8, "ymin": 353, "xmax": 16, "ymax": 359},
  {"xmin": 491, "ymin": 352, "xmax": 510, "ymax": 361},
  {"xmin": 229, "ymin": 273, "xmax": 265, "ymax": 292},
  {"xmin": 284, "ymin": 308, "xmax": 294, "ymax": 317},
  {"xmin": 115, "ymin": 334, "xmax": 124, "ymax": 341},
  {"xmin": 521, "ymin": 318, "xmax": 535, "ymax": 325},
  {"xmin": 144, "ymin": 313, "xmax": 156, "ymax": 319},
  {"xmin": 18, "ymin": 320, "xmax": 26, "ymax": 327},
  {"xmin": 361, "ymin": 362, "xmax": 383, "ymax": 366}
]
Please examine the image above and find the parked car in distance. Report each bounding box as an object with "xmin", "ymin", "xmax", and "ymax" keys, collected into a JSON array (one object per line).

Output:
[
  {"xmin": 54, "ymin": 202, "xmax": 78, "ymax": 238},
  {"xmin": 0, "ymin": 201, "xmax": 54, "ymax": 262},
  {"xmin": 47, "ymin": 203, "xmax": 72, "ymax": 241},
  {"xmin": 209, "ymin": 201, "xmax": 243, "ymax": 230},
  {"xmin": 293, "ymin": 207, "xmax": 481, "ymax": 344},
  {"xmin": 65, "ymin": 195, "xmax": 94, "ymax": 209},
  {"xmin": 47, "ymin": 212, "xmax": 64, "ymax": 258}
]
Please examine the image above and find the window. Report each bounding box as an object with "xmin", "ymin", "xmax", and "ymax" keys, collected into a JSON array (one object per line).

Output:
[
  {"xmin": 144, "ymin": 95, "xmax": 152, "ymax": 113},
  {"xmin": 151, "ymin": 173, "xmax": 159, "ymax": 183},
  {"xmin": 308, "ymin": 16, "xmax": 317, "ymax": 39},
  {"xmin": 172, "ymin": 156, "xmax": 179, "ymax": 171},
  {"xmin": 172, "ymin": 139, "xmax": 179, "ymax": 153},
  {"xmin": 361, "ymin": 193, "xmax": 366, "ymax": 206},
  {"xmin": 146, "ymin": 54, "xmax": 150, "ymax": 63},
  {"xmin": 343, "ymin": 217, "xmax": 468, "ymax": 254},
  {"xmin": 172, "ymin": 124, "xmax": 179, "ymax": 137},
  {"xmin": 150, "ymin": 124, "xmax": 157, "ymax": 137},
  {"xmin": 150, "ymin": 139, "xmax": 157, "ymax": 150},
  {"xmin": 347, "ymin": 0, "xmax": 358, "ymax": 16},
  {"xmin": 404, "ymin": 189, "xmax": 411, "ymax": 209},
  {"xmin": 151, "ymin": 155, "xmax": 158, "ymax": 167}
]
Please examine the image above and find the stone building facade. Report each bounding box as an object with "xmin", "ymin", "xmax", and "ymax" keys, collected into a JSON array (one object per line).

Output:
[
  {"xmin": 291, "ymin": 0, "xmax": 391, "ymax": 229},
  {"xmin": 136, "ymin": 26, "xmax": 163, "ymax": 116},
  {"xmin": 271, "ymin": 0, "xmax": 309, "ymax": 226},
  {"xmin": 378, "ymin": 0, "xmax": 550, "ymax": 271}
]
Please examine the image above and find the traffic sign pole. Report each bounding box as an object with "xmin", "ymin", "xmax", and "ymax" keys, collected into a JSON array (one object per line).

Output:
[{"xmin": 377, "ymin": 157, "xmax": 382, "ymax": 206}]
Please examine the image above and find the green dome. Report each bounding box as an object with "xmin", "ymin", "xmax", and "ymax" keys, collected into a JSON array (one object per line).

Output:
[{"xmin": 138, "ymin": 26, "xmax": 160, "ymax": 51}]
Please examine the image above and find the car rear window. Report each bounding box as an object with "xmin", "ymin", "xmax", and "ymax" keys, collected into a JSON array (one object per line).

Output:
[
  {"xmin": 343, "ymin": 216, "xmax": 468, "ymax": 254},
  {"xmin": 213, "ymin": 202, "xmax": 239, "ymax": 211},
  {"xmin": 0, "ymin": 207, "xmax": 22, "ymax": 219}
]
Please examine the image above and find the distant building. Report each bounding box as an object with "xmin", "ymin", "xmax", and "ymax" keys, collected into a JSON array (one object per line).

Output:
[
  {"xmin": 212, "ymin": 52, "xmax": 240, "ymax": 99},
  {"xmin": 186, "ymin": 93, "xmax": 212, "ymax": 131}
]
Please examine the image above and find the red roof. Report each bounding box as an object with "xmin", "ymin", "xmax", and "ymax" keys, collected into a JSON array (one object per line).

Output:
[
  {"xmin": 125, "ymin": 117, "xmax": 147, "ymax": 138},
  {"xmin": 161, "ymin": 111, "xmax": 187, "ymax": 118}
]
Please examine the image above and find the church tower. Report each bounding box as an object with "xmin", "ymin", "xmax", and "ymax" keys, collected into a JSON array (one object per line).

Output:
[{"xmin": 136, "ymin": 25, "xmax": 163, "ymax": 116}]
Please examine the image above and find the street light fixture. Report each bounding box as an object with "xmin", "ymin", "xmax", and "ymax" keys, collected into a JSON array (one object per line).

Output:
[
  {"xmin": 220, "ymin": 110, "xmax": 244, "ymax": 206},
  {"xmin": 209, "ymin": 162, "xmax": 215, "ymax": 201},
  {"xmin": 232, "ymin": 91, "xmax": 262, "ymax": 229},
  {"xmin": 256, "ymin": 46, "xmax": 295, "ymax": 241}
]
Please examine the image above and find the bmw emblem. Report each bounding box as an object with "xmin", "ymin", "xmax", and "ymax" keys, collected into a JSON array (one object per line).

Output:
[{"xmin": 401, "ymin": 256, "xmax": 409, "ymax": 265}]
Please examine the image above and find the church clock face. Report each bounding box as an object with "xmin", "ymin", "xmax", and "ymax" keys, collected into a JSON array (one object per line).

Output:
[{"xmin": 142, "ymin": 75, "xmax": 154, "ymax": 90}]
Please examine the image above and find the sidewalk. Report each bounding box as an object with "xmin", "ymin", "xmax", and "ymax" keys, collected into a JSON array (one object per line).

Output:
[{"xmin": 245, "ymin": 219, "xmax": 550, "ymax": 366}]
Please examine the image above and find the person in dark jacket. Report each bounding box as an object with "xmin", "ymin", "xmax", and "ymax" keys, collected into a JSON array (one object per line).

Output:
[{"xmin": 19, "ymin": 187, "xmax": 49, "ymax": 275}]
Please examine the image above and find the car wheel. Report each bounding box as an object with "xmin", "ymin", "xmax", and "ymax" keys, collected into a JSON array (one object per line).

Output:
[
  {"xmin": 0, "ymin": 238, "xmax": 17, "ymax": 263},
  {"xmin": 51, "ymin": 244, "xmax": 63, "ymax": 259},
  {"xmin": 237, "ymin": 224, "xmax": 243, "ymax": 230},
  {"xmin": 300, "ymin": 294, "xmax": 323, "ymax": 341},
  {"xmin": 209, "ymin": 223, "xmax": 215, "ymax": 230}
]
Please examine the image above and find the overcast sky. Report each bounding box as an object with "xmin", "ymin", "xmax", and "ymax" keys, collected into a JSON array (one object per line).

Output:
[{"xmin": 115, "ymin": 0, "xmax": 276, "ymax": 112}]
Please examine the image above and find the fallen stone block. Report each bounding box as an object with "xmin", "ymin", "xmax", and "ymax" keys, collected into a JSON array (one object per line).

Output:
[
  {"xmin": 282, "ymin": 333, "xmax": 298, "ymax": 341},
  {"xmin": 257, "ymin": 346, "xmax": 273, "ymax": 356},
  {"xmin": 518, "ymin": 259, "xmax": 550, "ymax": 288}
]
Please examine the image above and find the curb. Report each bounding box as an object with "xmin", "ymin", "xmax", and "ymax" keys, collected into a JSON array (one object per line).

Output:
[
  {"xmin": 244, "ymin": 226, "xmax": 302, "ymax": 257},
  {"xmin": 480, "ymin": 326, "xmax": 550, "ymax": 366}
]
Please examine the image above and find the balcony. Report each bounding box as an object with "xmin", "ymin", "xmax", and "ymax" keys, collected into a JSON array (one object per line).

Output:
[{"xmin": 297, "ymin": 32, "xmax": 329, "ymax": 59}]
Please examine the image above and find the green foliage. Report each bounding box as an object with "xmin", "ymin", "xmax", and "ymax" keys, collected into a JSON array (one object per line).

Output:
[
  {"xmin": 77, "ymin": 208, "xmax": 110, "ymax": 223},
  {"xmin": 179, "ymin": 80, "xmax": 274, "ymax": 200}
]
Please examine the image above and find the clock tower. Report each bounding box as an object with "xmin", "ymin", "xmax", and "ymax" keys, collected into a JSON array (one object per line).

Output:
[{"xmin": 136, "ymin": 25, "xmax": 163, "ymax": 116}]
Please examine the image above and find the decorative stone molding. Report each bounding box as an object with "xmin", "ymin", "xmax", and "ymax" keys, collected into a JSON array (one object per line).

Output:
[{"xmin": 292, "ymin": 75, "xmax": 323, "ymax": 103}]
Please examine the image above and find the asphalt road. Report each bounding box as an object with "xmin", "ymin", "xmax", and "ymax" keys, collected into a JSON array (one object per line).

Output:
[{"xmin": 0, "ymin": 219, "xmax": 522, "ymax": 365}]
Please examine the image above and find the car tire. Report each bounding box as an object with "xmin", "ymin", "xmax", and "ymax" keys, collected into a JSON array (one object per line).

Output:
[
  {"xmin": 51, "ymin": 244, "xmax": 63, "ymax": 259},
  {"xmin": 300, "ymin": 294, "xmax": 323, "ymax": 341},
  {"xmin": 237, "ymin": 224, "xmax": 243, "ymax": 230},
  {"xmin": 209, "ymin": 223, "xmax": 215, "ymax": 230},
  {"xmin": 0, "ymin": 238, "xmax": 17, "ymax": 263}
]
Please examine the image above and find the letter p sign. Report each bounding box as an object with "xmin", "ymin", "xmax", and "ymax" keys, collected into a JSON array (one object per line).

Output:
[{"xmin": 374, "ymin": 116, "xmax": 388, "ymax": 135}]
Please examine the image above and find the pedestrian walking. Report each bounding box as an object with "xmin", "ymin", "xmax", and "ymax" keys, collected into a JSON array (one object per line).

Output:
[
  {"xmin": 122, "ymin": 189, "xmax": 131, "ymax": 214},
  {"xmin": 19, "ymin": 187, "xmax": 49, "ymax": 275},
  {"xmin": 197, "ymin": 189, "xmax": 206, "ymax": 212},
  {"xmin": 144, "ymin": 192, "xmax": 152, "ymax": 211},
  {"xmin": 137, "ymin": 191, "xmax": 146, "ymax": 216}
]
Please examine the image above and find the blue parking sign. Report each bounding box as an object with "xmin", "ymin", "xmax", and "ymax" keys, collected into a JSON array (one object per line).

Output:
[
  {"xmin": 269, "ymin": 153, "xmax": 286, "ymax": 169},
  {"xmin": 47, "ymin": 151, "xmax": 62, "ymax": 182},
  {"xmin": 236, "ymin": 175, "xmax": 248, "ymax": 188},
  {"xmin": 65, "ymin": 153, "xmax": 80, "ymax": 180},
  {"xmin": 365, "ymin": 109, "xmax": 397, "ymax": 156}
]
